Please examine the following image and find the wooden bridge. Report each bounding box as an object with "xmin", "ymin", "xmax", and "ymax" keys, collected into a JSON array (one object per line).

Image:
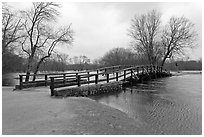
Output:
[{"xmin": 15, "ymin": 65, "xmax": 171, "ymax": 97}]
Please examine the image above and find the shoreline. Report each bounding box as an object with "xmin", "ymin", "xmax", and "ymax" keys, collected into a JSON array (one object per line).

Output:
[
  {"xmin": 170, "ymin": 70, "xmax": 202, "ymax": 76},
  {"xmin": 2, "ymin": 86, "xmax": 151, "ymax": 135}
]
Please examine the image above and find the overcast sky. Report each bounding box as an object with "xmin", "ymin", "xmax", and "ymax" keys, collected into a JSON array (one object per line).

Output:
[{"xmin": 7, "ymin": 2, "xmax": 202, "ymax": 61}]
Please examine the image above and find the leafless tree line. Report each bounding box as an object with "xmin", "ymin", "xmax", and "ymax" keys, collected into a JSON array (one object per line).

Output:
[
  {"xmin": 129, "ymin": 10, "xmax": 197, "ymax": 67},
  {"xmin": 2, "ymin": 3, "xmax": 197, "ymax": 76}
]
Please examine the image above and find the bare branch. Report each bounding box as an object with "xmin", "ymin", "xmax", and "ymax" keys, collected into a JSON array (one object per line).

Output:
[
  {"xmin": 128, "ymin": 10, "xmax": 161, "ymax": 65},
  {"xmin": 160, "ymin": 16, "xmax": 197, "ymax": 66}
]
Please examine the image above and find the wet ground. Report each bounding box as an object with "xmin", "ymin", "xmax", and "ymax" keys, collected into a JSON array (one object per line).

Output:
[{"xmin": 2, "ymin": 87, "xmax": 150, "ymax": 135}]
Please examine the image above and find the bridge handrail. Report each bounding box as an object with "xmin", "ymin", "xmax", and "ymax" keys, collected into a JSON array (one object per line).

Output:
[
  {"xmin": 49, "ymin": 65, "xmax": 163, "ymax": 95},
  {"xmin": 17, "ymin": 65, "xmax": 163, "ymax": 90}
]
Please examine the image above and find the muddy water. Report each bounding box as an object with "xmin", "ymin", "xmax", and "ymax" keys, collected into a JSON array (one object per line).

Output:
[{"xmin": 90, "ymin": 74, "xmax": 202, "ymax": 135}]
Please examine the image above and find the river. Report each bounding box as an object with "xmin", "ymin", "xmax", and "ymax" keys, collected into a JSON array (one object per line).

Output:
[{"xmin": 90, "ymin": 72, "xmax": 202, "ymax": 135}]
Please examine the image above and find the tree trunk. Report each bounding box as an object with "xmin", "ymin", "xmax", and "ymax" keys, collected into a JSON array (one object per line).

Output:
[
  {"xmin": 161, "ymin": 54, "xmax": 168, "ymax": 68},
  {"xmin": 25, "ymin": 56, "xmax": 34, "ymax": 82},
  {"xmin": 32, "ymin": 55, "xmax": 50, "ymax": 81}
]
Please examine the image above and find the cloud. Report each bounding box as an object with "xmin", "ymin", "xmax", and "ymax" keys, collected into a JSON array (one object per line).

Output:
[
  {"xmin": 57, "ymin": 3, "xmax": 131, "ymax": 59},
  {"xmin": 6, "ymin": 2, "xmax": 202, "ymax": 60}
]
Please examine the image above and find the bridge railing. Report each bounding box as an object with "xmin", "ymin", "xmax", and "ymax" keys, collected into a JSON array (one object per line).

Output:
[
  {"xmin": 49, "ymin": 65, "xmax": 163, "ymax": 96},
  {"xmin": 15, "ymin": 65, "xmax": 133, "ymax": 90}
]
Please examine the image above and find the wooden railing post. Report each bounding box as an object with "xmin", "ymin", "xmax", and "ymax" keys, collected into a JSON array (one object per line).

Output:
[
  {"xmin": 19, "ymin": 75, "xmax": 23, "ymax": 90},
  {"xmin": 107, "ymin": 74, "xmax": 109, "ymax": 83},
  {"xmin": 95, "ymin": 74, "xmax": 98, "ymax": 84},
  {"xmin": 50, "ymin": 77, "xmax": 54, "ymax": 96},
  {"xmin": 116, "ymin": 72, "xmax": 118, "ymax": 81},
  {"xmin": 130, "ymin": 69, "xmax": 133, "ymax": 79},
  {"xmin": 137, "ymin": 67, "xmax": 139, "ymax": 74},
  {"xmin": 142, "ymin": 66, "xmax": 144, "ymax": 74},
  {"xmin": 76, "ymin": 73, "xmax": 78, "ymax": 80},
  {"xmin": 45, "ymin": 74, "xmax": 48, "ymax": 86},
  {"xmin": 63, "ymin": 74, "xmax": 66, "ymax": 84},
  {"xmin": 87, "ymin": 72, "xmax": 90, "ymax": 84},
  {"xmin": 124, "ymin": 70, "xmax": 126, "ymax": 81},
  {"xmin": 77, "ymin": 75, "xmax": 81, "ymax": 87}
]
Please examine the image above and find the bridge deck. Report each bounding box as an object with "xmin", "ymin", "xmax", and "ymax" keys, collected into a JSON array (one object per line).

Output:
[{"xmin": 15, "ymin": 65, "xmax": 171, "ymax": 96}]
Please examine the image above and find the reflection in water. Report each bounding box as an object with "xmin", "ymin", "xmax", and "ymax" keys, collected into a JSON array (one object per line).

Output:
[{"xmin": 90, "ymin": 74, "xmax": 202, "ymax": 135}]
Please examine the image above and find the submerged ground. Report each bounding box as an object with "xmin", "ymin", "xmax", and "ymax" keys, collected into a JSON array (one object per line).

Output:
[{"xmin": 2, "ymin": 86, "xmax": 150, "ymax": 135}]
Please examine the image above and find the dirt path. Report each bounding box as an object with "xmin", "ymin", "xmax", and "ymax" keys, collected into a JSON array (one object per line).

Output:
[{"xmin": 2, "ymin": 87, "xmax": 151, "ymax": 135}]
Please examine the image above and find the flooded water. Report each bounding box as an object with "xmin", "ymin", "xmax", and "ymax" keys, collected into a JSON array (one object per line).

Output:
[
  {"xmin": 2, "ymin": 72, "xmax": 202, "ymax": 134},
  {"xmin": 2, "ymin": 73, "xmax": 21, "ymax": 86},
  {"xmin": 90, "ymin": 73, "xmax": 202, "ymax": 135}
]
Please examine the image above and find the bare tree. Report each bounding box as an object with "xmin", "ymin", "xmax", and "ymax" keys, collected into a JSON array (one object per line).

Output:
[
  {"xmin": 161, "ymin": 16, "xmax": 196, "ymax": 67},
  {"xmin": 79, "ymin": 55, "xmax": 90, "ymax": 64},
  {"xmin": 20, "ymin": 2, "xmax": 73, "ymax": 81},
  {"xmin": 129, "ymin": 10, "xmax": 161, "ymax": 65},
  {"xmin": 100, "ymin": 47, "xmax": 137, "ymax": 66},
  {"xmin": 2, "ymin": 3, "xmax": 23, "ymax": 55}
]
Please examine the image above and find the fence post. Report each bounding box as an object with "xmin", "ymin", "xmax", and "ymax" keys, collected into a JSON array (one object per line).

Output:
[
  {"xmin": 130, "ymin": 69, "xmax": 133, "ymax": 79},
  {"xmin": 45, "ymin": 74, "xmax": 48, "ymax": 86},
  {"xmin": 63, "ymin": 74, "xmax": 66, "ymax": 84},
  {"xmin": 87, "ymin": 72, "xmax": 90, "ymax": 84},
  {"xmin": 116, "ymin": 72, "xmax": 118, "ymax": 81},
  {"xmin": 50, "ymin": 77, "xmax": 54, "ymax": 96},
  {"xmin": 124, "ymin": 70, "xmax": 126, "ymax": 81},
  {"xmin": 137, "ymin": 67, "xmax": 139, "ymax": 74},
  {"xmin": 77, "ymin": 75, "xmax": 81, "ymax": 86},
  {"xmin": 76, "ymin": 73, "xmax": 78, "ymax": 80},
  {"xmin": 95, "ymin": 74, "xmax": 98, "ymax": 84},
  {"xmin": 142, "ymin": 66, "xmax": 144, "ymax": 74},
  {"xmin": 107, "ymin": 74, "xmax": 109, "ymax": 83},
  {"xmin": 19, "ymin": 75, "xmax": 23, "ymax": 90}
]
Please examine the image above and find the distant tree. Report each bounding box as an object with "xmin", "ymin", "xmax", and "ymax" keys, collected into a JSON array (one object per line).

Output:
[
  {"xmin": 2, "ymin": 52, "xmax": 25, "ymax": 73},
  {"xmin": 69, "ymin": 55, "xmax": 91, "ymax": 70},
  {"xmin": 20, "ymin": 2, "xmax": 73, "ymax": 81},
  {"xmin": 164, "ymin": 60, "xmax": 201, "ymax": 70},
  {"xmin": 2, "ymin": 3, "xmax": 25, "ymax": 74},
  {"xmin": 100, "ymin": 47, "xmax": 137, "ymax": 66},
  {"xmin": 2, "ymin": 3, "xmax": 23, "ymax": 55},
  {"xmin": 129, "ymin": 10, "xmax": 161, "ymax": 65},
  {"xmin": 79, "ymin": 55, "xmax": 90, "ymax": 64},
  {"xmin": 161, "ymin": 17, "xmax": 196, "ymax": 67},
  {"xmin": 55, "ymin": 53, "xmax": 69, "ymax": 71},
  {"xmin": 70, "ymin": 55, "xmax": 90, "ymax": 64}
]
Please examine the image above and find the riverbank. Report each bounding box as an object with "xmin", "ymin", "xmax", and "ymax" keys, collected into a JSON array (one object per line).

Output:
[{"xmin": 2, "ymin": 86, "xmax": 150, "ymax": 135}]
